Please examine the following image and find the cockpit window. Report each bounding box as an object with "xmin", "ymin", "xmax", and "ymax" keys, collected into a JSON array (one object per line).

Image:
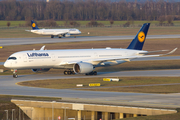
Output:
[
  {"xmin": 69, "ymin": 29, "xmax": 76, "ymax": 31},
  {"xmin": 8, "ymin": 57, "xmax": 17, "ymax": 60}
]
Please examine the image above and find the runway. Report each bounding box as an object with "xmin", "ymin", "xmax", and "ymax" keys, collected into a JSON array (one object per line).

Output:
[
  {"xmin": 1, "ymin": 69, "xmax": 180, "ymax": 108},
  {"xmin": 1, "ymin": 34, "xmax": 180, "ymax": 46}
]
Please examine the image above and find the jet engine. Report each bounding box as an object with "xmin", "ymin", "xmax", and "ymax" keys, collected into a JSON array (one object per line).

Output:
[
  {"xmin": 73, "ymin": 62, "xmax": 94, "ymax": 74},
  {"xmin": 63, "ymin": 33, "xmax": 70, "ymax": 37},
  {"xmin": 32, "ymin": 68, "xmax": 50, "ymax": 73}
]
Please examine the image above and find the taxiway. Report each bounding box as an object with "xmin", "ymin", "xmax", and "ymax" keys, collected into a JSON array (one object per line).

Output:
[
  {"xmin": 1, "ymin": 69, "xmax": 180, "ymax": 108},
  {"xmin": 1, "ymin": 34, "xmax": 180, "ymax": 46}
]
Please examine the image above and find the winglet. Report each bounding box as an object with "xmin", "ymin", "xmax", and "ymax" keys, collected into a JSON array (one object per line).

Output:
[
  {"xmin": 146, "ymin": 48, "xmax": 178, "ymax": 57},
  {"xmin": 40, "ymin": 45, "xmax": 45, "ymax": 50},
  {"xmin": 127, "ymin": 23, "xmax": 150, "ymax": 50},
  {"xmin": 165, "ymin": 48, "xmax": 177, "ymax": 55},
  {"xmin": 31, "ymin": 20, "xmax": 39, "ymax": 30}
]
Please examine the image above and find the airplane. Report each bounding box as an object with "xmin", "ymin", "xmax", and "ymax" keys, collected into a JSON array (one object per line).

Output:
[
  {"xmin": 4, "ymin": 23, "xmax": 177, "ymax": 78},
  {"xmin": 25, "ymin": 20, "xmax": 81, "ymax": 38}
]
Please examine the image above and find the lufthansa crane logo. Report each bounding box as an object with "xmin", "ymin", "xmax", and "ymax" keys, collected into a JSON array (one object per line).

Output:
[
  {"xmin": 32, "ymin": 23, "xmax": 36, "ymax": 27},
  {"xmin": 138, "ymin": 31, "xmax": 145, "ymax": 42}
]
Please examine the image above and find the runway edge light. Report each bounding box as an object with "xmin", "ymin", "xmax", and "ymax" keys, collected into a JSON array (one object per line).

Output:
[{"xmin": 0, "ymin": 46, "xmax": 3, "ymax": 49}]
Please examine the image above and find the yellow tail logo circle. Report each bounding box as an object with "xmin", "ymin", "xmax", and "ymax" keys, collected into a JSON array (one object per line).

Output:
[
  {"xmin": 138, "ymin": 31, "xmax": 145, "ymax": 42},
  {"xmin": 32, "ymin": 23, "xmax": 36, "ymax": 27}
]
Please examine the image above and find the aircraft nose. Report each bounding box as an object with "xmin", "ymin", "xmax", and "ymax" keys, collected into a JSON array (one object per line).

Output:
[{"xmin": 4, "ymin": 61, "xmax": 10, "ymax": 68}]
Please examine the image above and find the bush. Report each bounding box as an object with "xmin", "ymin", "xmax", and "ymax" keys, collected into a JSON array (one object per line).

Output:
[
  {"xmin": 7, "ymin": 22, "xmax": 10, "ymax": 28},
  {"xmin": 110, "ymin": 20, "xmax": 114, "ymax": 26},
  {"xmin": 86, "ymin": 20, "xmax": 104, "ymax": 27},
  {"xmin": 69, "ymin": 21, "xmax": 81, "ymax": 27},
  {"xmin": 123, "ymin": 21, "xmax": 131, "ymax": 27}
]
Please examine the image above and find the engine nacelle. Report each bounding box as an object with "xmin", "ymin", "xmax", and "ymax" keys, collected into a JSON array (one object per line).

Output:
[
  {"xmin": 63, "ymin": 33, "xmax": 70, "ymax": 37},
  {"xmin": 73, "ymin": 62, "xmax": 94, "ymax": 74},
  {"xmin": 32, "ymin": 68, "xmax": 50, "ymax": 73}
]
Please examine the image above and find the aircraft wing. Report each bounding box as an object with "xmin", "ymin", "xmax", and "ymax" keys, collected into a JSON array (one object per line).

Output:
[
  {"xmin": 53, "ymin": 32, "xmax": 68, "ymax": 36},
  {"xmin": 59, "ymin": 48, "xmax": 177, "ymax": 65}
]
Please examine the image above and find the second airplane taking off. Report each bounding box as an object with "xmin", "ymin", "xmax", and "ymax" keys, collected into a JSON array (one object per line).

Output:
[
  {"xmin": 26, "ymin": 20, "xmax": 81, "ymax": 38},
  {"xmin": 4, "ymin": 23, "xmax": 177, "ymax": 78}
]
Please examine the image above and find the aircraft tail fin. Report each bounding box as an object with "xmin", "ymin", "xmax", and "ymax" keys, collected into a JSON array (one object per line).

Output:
[
  {"xmin": 127, "ymin": 23, "xmax": 150, "ymax": 50},
  {"xmin": 31, "ymin": 20, "xmax": 39, "ymax": 30}
]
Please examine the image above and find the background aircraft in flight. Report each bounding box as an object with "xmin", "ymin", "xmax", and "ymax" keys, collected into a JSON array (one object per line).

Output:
[
  {"xmin": 5, "ymin": 23, "xmax": 177, "ymax": 78},
  {"xmin": 26, "ymin": 20, "xmax": 81, "ymax": 38}
]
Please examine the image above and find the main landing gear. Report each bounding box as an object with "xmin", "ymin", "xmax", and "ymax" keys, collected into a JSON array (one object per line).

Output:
[
  {"xmin": 85, "ymin": 71, "xmax": 97, "ymax": 75},
  {"xmin": 64, "ymin": 70, "xmax": 75, "ymax": 75},
  {"xmin": 63, "ymin": 70, "xmax": 97, "ymax": 75},
  {"xmin": 12, "ymin": 69, "xmax": 18, "ymax": 78}
]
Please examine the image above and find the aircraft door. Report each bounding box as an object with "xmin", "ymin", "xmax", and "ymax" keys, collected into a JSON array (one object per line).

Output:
[
  {"xmin": 52, "ymin": 54, "xmax": 56, "ymax": 61},
  {"xmin": 94, "ymin": 52, "xmax": 98, "ymax": 58},
  {"xmin": 23, "ymin": 54, "xmax": 28, "ymax": 62}
]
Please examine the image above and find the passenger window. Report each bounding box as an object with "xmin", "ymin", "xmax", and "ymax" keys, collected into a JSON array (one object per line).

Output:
[{"xmin": 8, "ymin": 57, "xmax": 17, "ymax": 60}]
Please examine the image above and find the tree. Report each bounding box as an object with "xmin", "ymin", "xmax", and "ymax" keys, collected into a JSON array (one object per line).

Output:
[
  {"xmin": 158, "ymin": 16, "xmax": 166, "ymax": 26},
  {"xmin": 167, "ymin": 15, "xmax": 173, "ymax": 26}
]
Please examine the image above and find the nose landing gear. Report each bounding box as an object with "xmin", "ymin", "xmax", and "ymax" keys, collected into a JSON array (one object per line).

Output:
[{"xmin": 12, "ymin": 69, "xmax": 18, "ymax": 78}]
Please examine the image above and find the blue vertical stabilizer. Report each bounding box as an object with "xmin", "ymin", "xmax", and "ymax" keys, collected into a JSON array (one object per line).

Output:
[
  {"xmin": 127, "ymin": 23, "xmax": 150, "ymax": 50},
  {"xmin": 31, "ymin": 20, "xmax": 39, "ymax": 30}
]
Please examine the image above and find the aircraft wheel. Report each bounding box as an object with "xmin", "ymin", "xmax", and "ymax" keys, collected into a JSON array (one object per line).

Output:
[
  {"xmin": 13, "ymin": 74, "xmax": 18, "ymax": 78},
  {"xmin": 68, "ymin": 71, "xmax": 71, "ymax": 75},
  {"xmin": 64, "ymin": 71, "xmax": 68, "ymax": 75},
  {"xmin": 72, "ymin": 71, "xmax": 75, "ymax": 75},
  {"xmin": 59, "ymin": 36, "xmax": 61, "ymax": 38},
  {"xmin": 93, "ymin": 71, "xmax": 97, "ymax": 75},
  {"xmin": 51, "ymin": 35, "xmax": 54, "ymax": 38}
]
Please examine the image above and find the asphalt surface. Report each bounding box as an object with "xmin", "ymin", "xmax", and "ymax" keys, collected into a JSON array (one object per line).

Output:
[
  {"xmin": 1, "ymin": 69, "xmax": 180, "ymax": 108},
  {"xmin": 1, "ymin": 34, "xmax": 180, "ymax": 46}
]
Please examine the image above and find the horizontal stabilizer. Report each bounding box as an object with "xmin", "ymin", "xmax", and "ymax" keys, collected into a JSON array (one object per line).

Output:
[{"xmin": 138, "ymin": 50, "xmax": 169, "ymax": 55}]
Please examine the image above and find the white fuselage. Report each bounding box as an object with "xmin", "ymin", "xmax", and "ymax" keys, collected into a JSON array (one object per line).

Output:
[
  {"xmin": 4, "ymin": 48, "xmax": 142, "ymax": 70},
  {"xmin": 31, "ymin": 28, "xmax": 81, "ymax": 36}
]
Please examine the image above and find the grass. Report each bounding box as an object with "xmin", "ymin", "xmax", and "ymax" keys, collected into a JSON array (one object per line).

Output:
[
  {"xmin": 86, "ymin": 84, "xmax": 180, "ymax": 94},
  {"xmin": 0, "ymin": 21, "xmax": 25, "ymax": 27},
  {"xmin": 17, "ymin": 77, "xmax": 180, "ymax": 94}
]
